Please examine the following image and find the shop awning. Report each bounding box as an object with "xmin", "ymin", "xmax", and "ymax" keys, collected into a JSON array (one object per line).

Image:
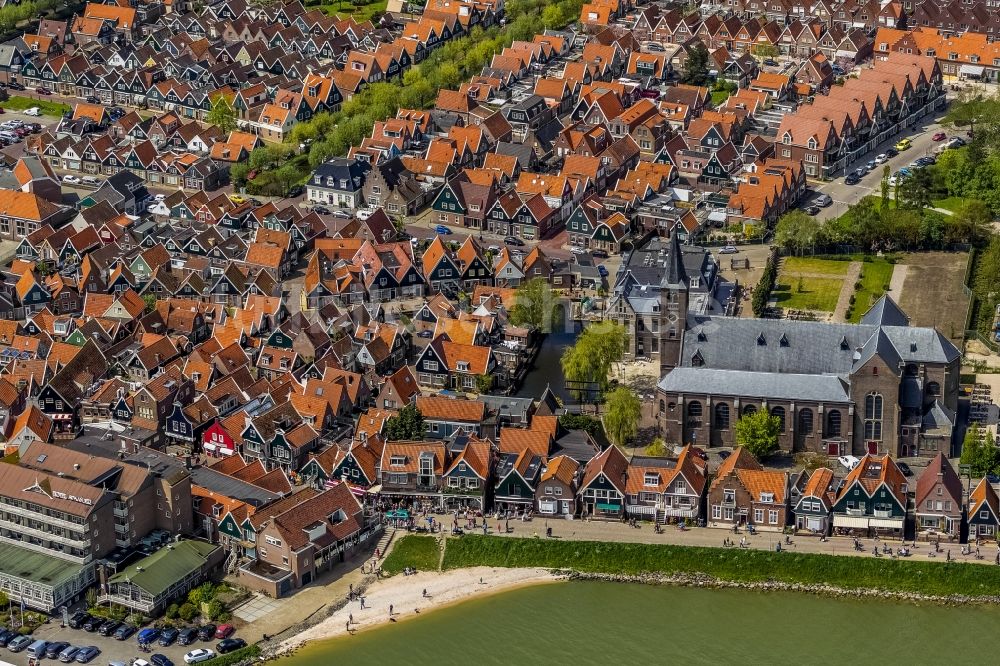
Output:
[
  {"xmin": 960, "ymin": 64, "xmax": 985, "ymax": 76},
  {"xmin": 870, "ymin": 518, "xmax": 904, "ymax": 528},
  {"xmin": 627, "ymin": 504, "xmax": 656, "ymax": 515},
  {"xmin": 597, "ymin": 503, "xmax": 621, "ymax": 511},
  {"xmin": 834, "ymin": 515, "xmax": 870, "ymax": 528}
]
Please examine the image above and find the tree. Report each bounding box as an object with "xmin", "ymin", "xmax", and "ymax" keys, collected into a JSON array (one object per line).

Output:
[
  {"xmin": 644, "ymin": 437, "xmax": 668, "ymax": 457},
  {"xmin": 475, "ymin": 374, "xmax": 493, "ymax": 394},
  {"xmin": 897, "ymin": 167, "xmax": 933, "ymax": 211},
  {"xmin": 950, "ymin": 198, "xmax": 991, "ymax": 244},
  {"xmin": 774, "ymin": 209, "xmax": 820, "ymax": 255},
  {"xmin": 509, "ymin": 277, "xmax": 550, "ymax": 330},
  {"xmin": 561, "ymin": 322, "xmax": 628, "ymax": 405},
  {"xmin": 751, "ymin": 43, "xmax": 779, "ymax": 59},
  {"xmin": 178, "ymin": 603, "xmax": 198, "ymax": 622},
  {"xmin": 142, "ymin": 293, "xmax": 157, "ymax": 314},
  {"xmin": 734, "ymin": 409, "xmax": 781, "ymax": 460},
  {"xmin": 880, "ymin": 164, "xmax": 891, "ymax": 219},
  {"xmin": 206, "ymin": 94, "xmax": 237, "ymax": 134},
  {"xmin": 682, "ymin": 42, "xmax": 710, "ymax": 86},
  {"xmin": 384, "ymin": 403, "xmax": 425, "ymax": 440},
  {"xmin": 603, "ymin": 386, "xmax": 641, "ymax": 448},
  {"xmin": 961, "ymin": 422, "xmax": 999, "ymax": 477}
]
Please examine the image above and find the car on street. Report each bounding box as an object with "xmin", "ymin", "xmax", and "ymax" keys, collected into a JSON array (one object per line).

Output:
[
  {"xmin": 7, "ymin": 81, "xmax": 24, "ymax": 91},
  {"xmin": 874, "ymin": 153, "xmax": 888, "ymax": 164},
  {"xmin": 897, "ymin": 461, "xmax": 913, "ymax": 477},
  {"xmin": 719, "ymin": 245, "xmax": 739, "ymax": 254},
  {"xmin": 895, "ymin": 137, "xmax": 912, "ymax": 151},
  {"xmin": 85, "ymin": 95, "xmax": 101, "ymax": 104},
  {"xmin": 35, "ymin": 87, "xmax": 51, "ymax": 95},
  {"xmin": 7, "ymin": 635, "xmax": 32, "ymax": 652},
  {"xmin": 865, "ymin": 160, "xmax": 877, "ymax": 171},
  {"xmin": 151, "ymin": 654, "xmax": 174, "ymax": 666},
  {"xmin": 434, "ymin": 224, "xmax": 451, "ymax": 235},
  {"xmin": 81, "ymin": 176, "xmax": 101, "ymax": 185},
  {"xmin": 23, "ymin": 107, "xmax": 41, "ymax": 116},
  {"xmin": 216, "ymin": 638, "xmax": 246, "ymax": 654},
  {"xmin": 183, "ymin": 648, "xmax": 216, "ymax": 664},
  {"xmin": 62, "ymin": 174, "xmax": 81, "ymax": 184},
  {"xmin": 503, "ymin": 236, "xmax": 525, "ymax": 246},
  {"xmin": 845, "ymin": 172, "xmax": 861, "ymax": 185},
  {"xmin": 196, "ymin": 625, "xmax": 216, "ymax": 642},
  {"xmin": 815, "ymin": 193, "xmax": 833, "ymax": 207},
  {"xmin": 597, "ymin": 264, "xmax": 608, "ymax": 278},
  {"xmin": 718, "ymin": 450, "xmax": 732, "ymax": 460},
  {"xmin": 803, "ymin": 205, "xmax": 820, "ymax": 215},
  {"xmin": 177, "ymin": 628, "xmax": 198, "ymax": 646},
  {"xmin": 854, "ymin": 165, "xmax": 869, "ymax": 176},
  {"xmin": 763, "ymin": 58, "xmax": 778, "ymax": 66},
  {"xmin": 312, "ymin": 206, "xmax": 330, "ymax": 215},
  {"xmin": 114, "ymin": 624, "xmax": 137, "ymax": 640},
  {"xmin": 286, "ymin": 184, "xmax": 304, "ymax": 197},
  {"xmin": 838, "ymin": 455, "xmax": 861, "ymax": 471},
  {"xmin": 885, "ymin": 147, "xmax": 898, "ymax": 157},
  {"xmin": 570, "ymin": 246, "xmax": 586, "ymax": 253},
  {"xmin": 592, "ymin": 249, "xmax": 609, "ymax": 258},
  {"xmin": 932, "ymin": 132, "xmax": 947, "ymax": 141},
  {"xmin": 356, "ymin": 208, "xmax": 375, "ymax": 220},
  {"xmin": 46, "ymin": 641, "xmax": 71, "ymax": 658},
  {"xmin": 158, "ymin": 628, "xmax": 180, "ymax": 646},
  {"xmin": 888, "ymin": 175, "xmax": 900, "ymax": 187},
  {"xmin": 332, "ymin": 210, "xmax": 350, "ymax": 219},
  {"xmin": 58, "ymin": 645, "xmax": 81, "ymax": 662}
]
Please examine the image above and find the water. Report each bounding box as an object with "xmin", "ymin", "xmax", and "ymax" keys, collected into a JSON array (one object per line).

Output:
[
  {"xmin": 515, "ymin": 330, "xmax": 579, "ymax": 403},
  {"xmin": 278, "ymin": 581, "xmax": 1000, "ymax": 665}
]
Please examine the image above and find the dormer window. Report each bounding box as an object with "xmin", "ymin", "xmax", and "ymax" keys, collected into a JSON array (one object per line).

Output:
[
  {"xmin": 760, "ymin": 492, "xmax": 774, "ymax": 503},
  {"xmin": 390, "ymin": 455, "xmax": 405, "ymax": 466},
  {"xmin": 643, "ymin": 472, "xmax": 659, "ymax": 486}
]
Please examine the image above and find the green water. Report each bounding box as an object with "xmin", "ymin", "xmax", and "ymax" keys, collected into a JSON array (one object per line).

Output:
[{"xmin": 279, "ymin": 581, "xmax": 1000, "ymax": 665}]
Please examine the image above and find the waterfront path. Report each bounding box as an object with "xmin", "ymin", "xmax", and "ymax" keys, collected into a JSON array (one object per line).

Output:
[{"xmin": 477, "ymin": 517, "xmax": 995, "ymax": 564}]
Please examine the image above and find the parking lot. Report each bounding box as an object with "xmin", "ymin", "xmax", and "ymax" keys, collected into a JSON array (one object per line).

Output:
[{"xmin": 0, "ymin": 618, "xmax": 247, "ymax": 665}]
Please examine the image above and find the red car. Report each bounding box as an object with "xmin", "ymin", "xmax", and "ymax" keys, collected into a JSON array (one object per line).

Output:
[
  {"xmin": 932, "ymin": 132, "xmax": 947, "ymax": 141},
  {"xmin": 35, "ymin": 87, "xmax": 51, "ymax": 95},
  {"xmin": 214, "ymin": 624, "xmax": 235, "ymax": 639}
]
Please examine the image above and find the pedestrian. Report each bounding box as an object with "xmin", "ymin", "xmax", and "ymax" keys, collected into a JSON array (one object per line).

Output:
[
  {"xmin": 422, "ymin": 588, "xmax": 427, "ymax": 598},
  {"xmin": 360, "ymin": 597, "xmax": 366, "ymax": 610},
  {"xmin": 349, "ymin": 613, "xmax": 353, "ymax": 625},
  {"xmin": 346, "ymin": 621, "xmax": 351, "ymax": 634},
  {"xmin": 947, "ymin": 549, "xmax": 952, "ymax": 562}
]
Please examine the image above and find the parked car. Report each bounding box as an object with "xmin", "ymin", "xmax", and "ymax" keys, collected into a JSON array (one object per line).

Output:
[
  {"xmin": 838, "ymin": 455, "xmax": 860, "ymax": 471},
  {"xmin": 312, "ymin": 206, "xmax": 330, "ymax": 215},
  {"xmin": 932, "ymin": 132, "xmax": 947, "ymax": 141},
  {"xmin": 82, "ymin": 616, "xmax": 103, "ymax": 632},
  {"xmin": 894, "ymin": 137, "xmax": 912, "ymax": 151},
  {"xmin": 150, "ymin": 654, "xmax": 174, "ymax": 666},
  {"xmin": 196, "ymin": 625, "xmax": 216, "ymax": 642},
  {"xmin": 62, "ymin": 174, "xmax": 81, "ymax": 184},
  {"xmin": 803, "ymin": 205, "xmax": 820, "ymax": 215},
  {"xmin": 177, "ymin": 628, "xmax": 198, "ymax": 646},
  {"xmin": 35, "ymin": 87, "xmax": 51, "ymax": 95},
  {"xmin": 74, "ymin": 645, "xmax": 100, "ymax": 663},
  {"xmin": 815, "ymin": 193, "xmax": 833, "ymax": 207},
  {"xmin": 114, "ymin": 624, "xmax": 137, "ymax": 640},
  {"xmin": 68, "ymin": 612, "xmax": 90, "ymax": 629},
  {"xmin": 874, "ymin": 153, "xmax": 888, "ymax": 164},
  {"xmin": 897, "ymin": 461, "xmax": 913, "ymax": 477},
  {"xmin": 591, "ymin": 249, "xmax": 609, "ymax": 259},
  {"xmin": 763, "ymin": 58, "xmax": 779, "ymax": 66},
  {"xmin": 865, "ymin": 160, "xmax": 877, "ymax": 172},
  {"xmin": 7, "ymin": 81, "xmax": 25, "ymax": 91},
  {"xmin": 98, "ymin": 620, "xmax": 120, "ymax": 636},
  {"xmin": 137, "ymin": 628, "xmax": 160, "ymax": 644},
  {"xmin": 356, "ymin": 208, "xmax": 375, "ymax": 220},
  {"xmin": 183, "ymin": 648, "xmax": 216, "ymax": 664},
  {"xmin": 58, "ymin": 645, "xmax": 81, "ymax": 662},
  {"xmin": 85, "ymin": 95, "xmax": 101, "ymax": 104},
  {"xmin": 45, "ymin": 641, "xmax": 70, "ymax": 658},
  {"xmin": 287, "ymin": 184, "xmax": 303, "ymax": 197},
  {"xmin": 0, "ymin": 629, "xmax": 16, "ymax": 647},
  {"xmin": 434, "ymin": 224, "xmax": 451, "ymax": 235},
  {"xmin": 22, "ymin": 106, "xmax": 41, "ymax": 116},
  {"xmin": 885, "ymin": 147, "xmax": 898, "ymax": 158},
  {"xmin": 719, "ymin": 245, "xmax": 739, "ymax": 254},
  {"xmin": 81, "ymin": 176, "xmax": 101, "ymax": 185},
  {"xmin": 214, "ymin": 624, "xmax": 235, "ymax": 639},
  {"xmin": 845, "ymin": 172, "xmax": 861, "ymax": 185},
  {"xmin": 503, "ymin": 236, "xmax": 525, "ymax": 246},
  {"xmin": 216, "ymin": 638, "xmax": 246, "ymax": 654},
  {"xmin": 158, "ymin": 628, "xmax": 179, "ymax": 646},
  {"xmin": 597, "ymin": 264, "xmax": 608, "ymax": 278},
  {"xmin": 7, "ymin": 635, "xmax": 32, "ymax": 652},
  {"xmin": 718, "ymin": 450, "xmax": 732, "ymax": 460}
]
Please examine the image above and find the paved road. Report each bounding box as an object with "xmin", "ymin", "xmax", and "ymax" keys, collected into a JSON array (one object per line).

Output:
[{"xmin": 808, "ymin": 109, "xmax": 952, "ymax": 222}]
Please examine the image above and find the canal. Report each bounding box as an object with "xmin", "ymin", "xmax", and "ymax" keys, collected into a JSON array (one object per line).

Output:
[{"xmin": 514, "ymin": 329, "xmax": 579, "ymax": 403}]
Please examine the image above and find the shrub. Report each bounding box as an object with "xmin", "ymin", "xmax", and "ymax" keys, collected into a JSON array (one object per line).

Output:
[
  {"xmin": 165, "ymin": 603, "xmax": 179, "ymax": 619},
  {"xmin": 206, "ymin": 600, "xmax": 224, "ymax": 621},
  {"xmin": 178, "ymin": 603, "xmax": 198, "ymax": 622}
]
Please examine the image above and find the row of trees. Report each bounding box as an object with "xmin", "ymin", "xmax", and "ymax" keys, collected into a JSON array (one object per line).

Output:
[{"xmin": 0, "ymin": 0, "xmax": 60, "ymax": 33}]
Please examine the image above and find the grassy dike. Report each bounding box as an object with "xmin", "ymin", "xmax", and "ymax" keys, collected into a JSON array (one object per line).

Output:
[
  {"xmin": 429, "ymin": 535, "xmax": 1000, "ymax": 598},
  {"xmin": 382, "ymin": 535, "xmax": 442, "ymax": 575}
]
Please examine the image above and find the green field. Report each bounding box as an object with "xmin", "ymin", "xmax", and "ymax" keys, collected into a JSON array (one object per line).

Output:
[
  {"xmin": 4, "ymin": 95, "xmax": 70, "ymax": 116},
  {"xmin": 848, "ymin": 259, "xmax": 895, "ymax": 323},
  {"xmin": 931, "ymin": 197, "xmax": 964, "ymax": 213},
  {"xmin": 318, "ymin": 0, "xmax": 387, "ymax": 21},
  {"xmin": 772, "ymin": 276, "xmax": 843, "ymax": 311},
  {"xmin": 441, "ymin": 535, "xmax": 1000, "ymax": 598},
  {"xmin": 781, "ymin": 256, "xmax": 851, "ymax": 276},
  {"xmin": 382, "ymin": 535, "xmax": 441, "ymax": 575}
]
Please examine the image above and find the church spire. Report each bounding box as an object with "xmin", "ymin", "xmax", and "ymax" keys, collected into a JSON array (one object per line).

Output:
[{"xmin": 661, "ymin": 229, "xmax": 687, "ymax": 289}]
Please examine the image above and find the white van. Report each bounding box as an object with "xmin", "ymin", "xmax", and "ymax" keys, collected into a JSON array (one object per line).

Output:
[
  {"xmin": 25, "ymin": 639, "xmax": 48, "ymax": 659},
  {"xmin": 22, "ymin": 107, "xmax": 41, "ymax": 116}
]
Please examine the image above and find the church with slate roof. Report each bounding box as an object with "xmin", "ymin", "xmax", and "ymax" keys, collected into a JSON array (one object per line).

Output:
[{"xmin": 634, "ymin": 232, "xmax": 962, "ymax": 458}]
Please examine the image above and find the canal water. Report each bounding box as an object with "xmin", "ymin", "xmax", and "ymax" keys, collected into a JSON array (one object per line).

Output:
[
  {"xmin": 514, "ymin": 330, "xmax": 579, "ymax": 403},
  {"xmin": 278, "ymin": 580, "xmax": 1000, "ymax": 665}
]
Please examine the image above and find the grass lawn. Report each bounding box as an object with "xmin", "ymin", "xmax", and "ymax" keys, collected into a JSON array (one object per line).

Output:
[
  {"xmin": 931, "ymin": 197, "xmax": 964, "ymax": 213},
  {"xmin": 382, "ymin": 535, "xmax": 441, "ymax": 575},
  {"xmin": 772, "ymin": 276, "xmax": 843, "ymax": 312},
  {"xmin": 443, "ymin": 535, "xmax": 1000, "ymax": 597},
  {"xmin": 782, "ymin": 256, "xmax": 851, "ymax": 276},
  {"xmin": 848, "ymin": 259, "xmax": 895, "ymax": 323},
  {"xmin": 3, "ymin": 95, "xmax": 70, "ymax": 116},
  {"xmin": 318, "ymin": 0, "xmax": 387, "ymax": 21},
  {"xmin": 710, "ymin": 90, "xmax": 730, "ymax": 106}
]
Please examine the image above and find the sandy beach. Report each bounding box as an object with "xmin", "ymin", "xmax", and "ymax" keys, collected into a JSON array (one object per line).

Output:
[{"xmin": 277, "ymin": 566, "xmax": 560, "ymax": 654}]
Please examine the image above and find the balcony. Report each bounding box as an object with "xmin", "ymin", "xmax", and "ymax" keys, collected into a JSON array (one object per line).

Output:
[
  {"xmin": 846, "ymin": 508, "xmax": 864, "ymax": 516},
  {"xmin": 0, "ymin": 518, "xmax": 87, "ymax": 549},
  {"xmin": 114, "ymin": 506, "xmax": 128, "ymax": 518},
  {"xmin": 873, "ymin": 509, "xmax": 894, "ymax": 519},
  {"xmin": 721, "ymin": 498, "xmax": 736, "ymax": 507}
]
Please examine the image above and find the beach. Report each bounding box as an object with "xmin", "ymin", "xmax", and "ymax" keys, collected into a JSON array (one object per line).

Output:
[{"xmin": 277, "ymin": 566, "xmax": 560, "ymax": 655}]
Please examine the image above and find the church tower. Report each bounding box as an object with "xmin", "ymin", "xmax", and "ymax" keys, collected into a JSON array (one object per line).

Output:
[{"xmin": 658, "ymin": 229, "xmax": 688, "ymax": 375}]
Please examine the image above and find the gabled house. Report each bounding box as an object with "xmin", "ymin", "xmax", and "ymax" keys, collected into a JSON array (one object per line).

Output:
[
  {"xmin": 578, "ymin": 444, "xmax": 629, "ymax": 518},
  {"xmin": 914, "ymin": 452, "xmax": 962, "ymax": 539},
  {"xmin": 969, "ymin": 478, "xmax": 1000, "ymax": 540},
  {"xmin": 832, "ymin": 454, "xmax": 908, "ymax": 538},
  {"xmin": 792, "ymin": 467, "xmax": 837, "ymax": 535}
]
